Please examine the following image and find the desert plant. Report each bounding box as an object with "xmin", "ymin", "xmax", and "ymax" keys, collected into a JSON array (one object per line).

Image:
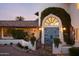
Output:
[
  {"xmin": 16, "ymin": 16, "xmax": 24, "ymax": 21},
  {"xmin": 53, "ymin": 38, "xmax": 61, "ymax": 48},
  {"xmin": 30, "ymin": 33, "xmax": 36, "ymax": 46},
  {"xmin": 24, "ymin": 32, "xmax": 30, "ymax": 41}
]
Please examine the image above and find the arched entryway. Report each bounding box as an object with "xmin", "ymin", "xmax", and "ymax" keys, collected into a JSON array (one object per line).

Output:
[
  {"xmin": 41, "ymin": 7, "xmax": 75, "ymax": 46},
  {"xmin": 41, "ymin": 14, "xmax": 64, "ymax": 51}
]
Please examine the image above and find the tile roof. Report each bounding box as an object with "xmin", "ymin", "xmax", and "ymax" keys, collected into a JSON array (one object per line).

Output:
[{"xmin": 0, "ymin": 20, "xmax": 39, "ymax": 28}]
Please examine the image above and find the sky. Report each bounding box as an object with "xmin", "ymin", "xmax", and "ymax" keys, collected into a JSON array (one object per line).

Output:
[
  {"xmin": 0, "ymin": 3, "xmax": 69, "ymax": 21},
  {"xmin": 0, "ymin": 3, "xmax": 41, "ymax": 21}
]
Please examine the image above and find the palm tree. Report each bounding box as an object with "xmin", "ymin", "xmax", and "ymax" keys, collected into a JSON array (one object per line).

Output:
[{"xmin": 16, "ymin": 16, "xmax": 24, "ymax": 21}]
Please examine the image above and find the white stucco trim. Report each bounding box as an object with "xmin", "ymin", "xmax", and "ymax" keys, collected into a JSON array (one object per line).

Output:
[
  {"xmin": 41, "ymin": 27, "xmax": 44, "ymax": 44},
  {"xmin": 39, "ymin": 12, "xmax": 41, "ymax": 27},
  {"xmin": 41, "ymin": 14, "xmax": 64, "ymax": 44}
]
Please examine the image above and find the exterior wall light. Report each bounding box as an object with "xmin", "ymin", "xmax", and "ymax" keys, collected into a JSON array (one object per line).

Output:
[
  {"xmin": 63, "ymin": 27, "xmax": 66, "ymax": 31},
  {"xmin": 39, "ymin": 28, "xmax": 42, "ymax": 31},
  {"xmin": 60, "ymin": 27, "xmax": 66, "ymax": 32}
]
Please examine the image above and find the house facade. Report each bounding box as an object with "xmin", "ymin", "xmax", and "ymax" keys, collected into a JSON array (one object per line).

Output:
[
  {"xmin": 0, "ymin": 3, "xmax": 79, "ymax": 48},
  {"xmin": 0, "ymin": 20, "xmax": 40, "ymax": 39}
]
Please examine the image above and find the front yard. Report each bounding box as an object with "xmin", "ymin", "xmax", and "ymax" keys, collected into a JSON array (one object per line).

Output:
[{"xmin": 0, "ymin": 44, "xmax": 54, "ymax": 56}]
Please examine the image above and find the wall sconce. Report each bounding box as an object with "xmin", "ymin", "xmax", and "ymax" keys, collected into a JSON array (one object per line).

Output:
[
  {"xmin": 63, "ymin": 27, "xmax": 66, "ymax": 31},
  {"xmin": 39, "ymin": 28, "xmax": 42, "ymax": 31},
  {"xmin": 60, "ymin": 27, "xmax": 66, "ymax": 32}
]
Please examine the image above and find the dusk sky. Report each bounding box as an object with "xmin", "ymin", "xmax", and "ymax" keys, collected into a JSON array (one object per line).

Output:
[
  {"xmin": 0, "ymin": 3, "xmax": 41, "ymax": 21},
  {"xmin": 0, "ymin": 3, "xmax": 68, "ymax": 21}
]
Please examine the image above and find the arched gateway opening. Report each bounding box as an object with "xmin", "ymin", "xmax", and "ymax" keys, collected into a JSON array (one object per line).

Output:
[
  {"xmin": 41, "ymin": 7, "xmax": 75, "ymax": 47},
  {"xmin": 42, "ymin": 14, "xmax": 63, "ymax": 49},
  {"xmin": 40, "ymin": 7, "xmax": 75, "ymax": 52}
]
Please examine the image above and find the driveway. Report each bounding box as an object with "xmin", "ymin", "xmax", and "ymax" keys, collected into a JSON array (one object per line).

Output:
[
  {"xmin": 0, "ymin": 45, "xmax": 34, "ymax": 56},
  {"xmin": 0, "ymin": 45, "xmax": 53, "ymax": 56}
]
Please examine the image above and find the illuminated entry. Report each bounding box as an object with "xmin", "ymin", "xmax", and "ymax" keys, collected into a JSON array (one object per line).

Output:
[{"xmin": 44, "ymin": 16, "xmax": 59, "ymax": 26}]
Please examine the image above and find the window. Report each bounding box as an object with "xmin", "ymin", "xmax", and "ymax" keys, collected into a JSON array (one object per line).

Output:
[{"xmin": 44, "ymin": 16, "xmax": 59, "ymax": 26}]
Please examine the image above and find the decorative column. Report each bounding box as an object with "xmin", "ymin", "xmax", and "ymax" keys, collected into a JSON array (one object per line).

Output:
[
  {"xmin": 41, "ymin": 27, "xmax": 44, "ymax": 44},
  {"xmin": 75, "ymin": 28, "xmax": 79, "ymax": 43},
  {"xmin": 1, "ymin": 28, "xmax": 4, "ymax": 38}
]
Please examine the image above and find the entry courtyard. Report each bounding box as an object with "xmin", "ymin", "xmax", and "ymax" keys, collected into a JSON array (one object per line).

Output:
[
  {"xmin": 0, "ymin": 44, "xmax": 54, "ymax": 56},
  {"xmin": 0, "ymin": 3, "xmax": 79, "ymax": 56}
]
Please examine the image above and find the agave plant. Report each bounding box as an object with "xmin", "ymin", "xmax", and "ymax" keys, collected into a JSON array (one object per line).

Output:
[{"xmin": 53, "ymin": 38, "xmax": 61, "ymax": 48}]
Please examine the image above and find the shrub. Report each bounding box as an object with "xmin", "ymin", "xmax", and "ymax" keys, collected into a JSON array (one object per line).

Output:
[
  {"xmin": 10, "ymin": 29, "xmax": 26, "ymax": 39},
  {"xmin": 30, "ymin": 33, "xmax": 36, "ymax": 46},
  {"xmin": 69, "ymin": 47, "xmax": 79, "ymax": 56},
  {"xmin": 24, "ymin": 32, "xmax": 30, "ymax": 41}
]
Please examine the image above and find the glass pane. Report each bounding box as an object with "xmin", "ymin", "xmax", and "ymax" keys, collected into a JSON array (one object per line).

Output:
[{"xmin": 44, "ymin": 16, "xmax": 59, "ymax": 26}]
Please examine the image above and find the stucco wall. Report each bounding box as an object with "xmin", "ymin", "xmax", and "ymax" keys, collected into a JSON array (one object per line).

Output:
[
  {"xmin": 69, "ymin": 4, "xmax": 79, "ymax": 41},
  {"xmin": 69, "ymin": 4, "xmax": 79, "ymax": 28}
]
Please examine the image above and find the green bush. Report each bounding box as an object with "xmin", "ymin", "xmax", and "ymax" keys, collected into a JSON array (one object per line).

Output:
[
  {"xmin": 69, "ymin": 47, "xmax": 79, "ymax": 56},
  {"xmin": 10, "ymin": 29, "xmax": 26, "ymax": 39}
]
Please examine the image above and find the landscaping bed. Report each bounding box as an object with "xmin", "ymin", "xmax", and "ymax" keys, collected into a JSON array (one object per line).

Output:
[{"xmin": 69, "ymin": 47, "xmax": 79, "ymax": 56}]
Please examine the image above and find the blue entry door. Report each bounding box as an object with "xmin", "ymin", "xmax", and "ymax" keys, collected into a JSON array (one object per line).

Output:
[{"xmin": 44, "ymin": 27, "xmax": 59, "ymax": 46}]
